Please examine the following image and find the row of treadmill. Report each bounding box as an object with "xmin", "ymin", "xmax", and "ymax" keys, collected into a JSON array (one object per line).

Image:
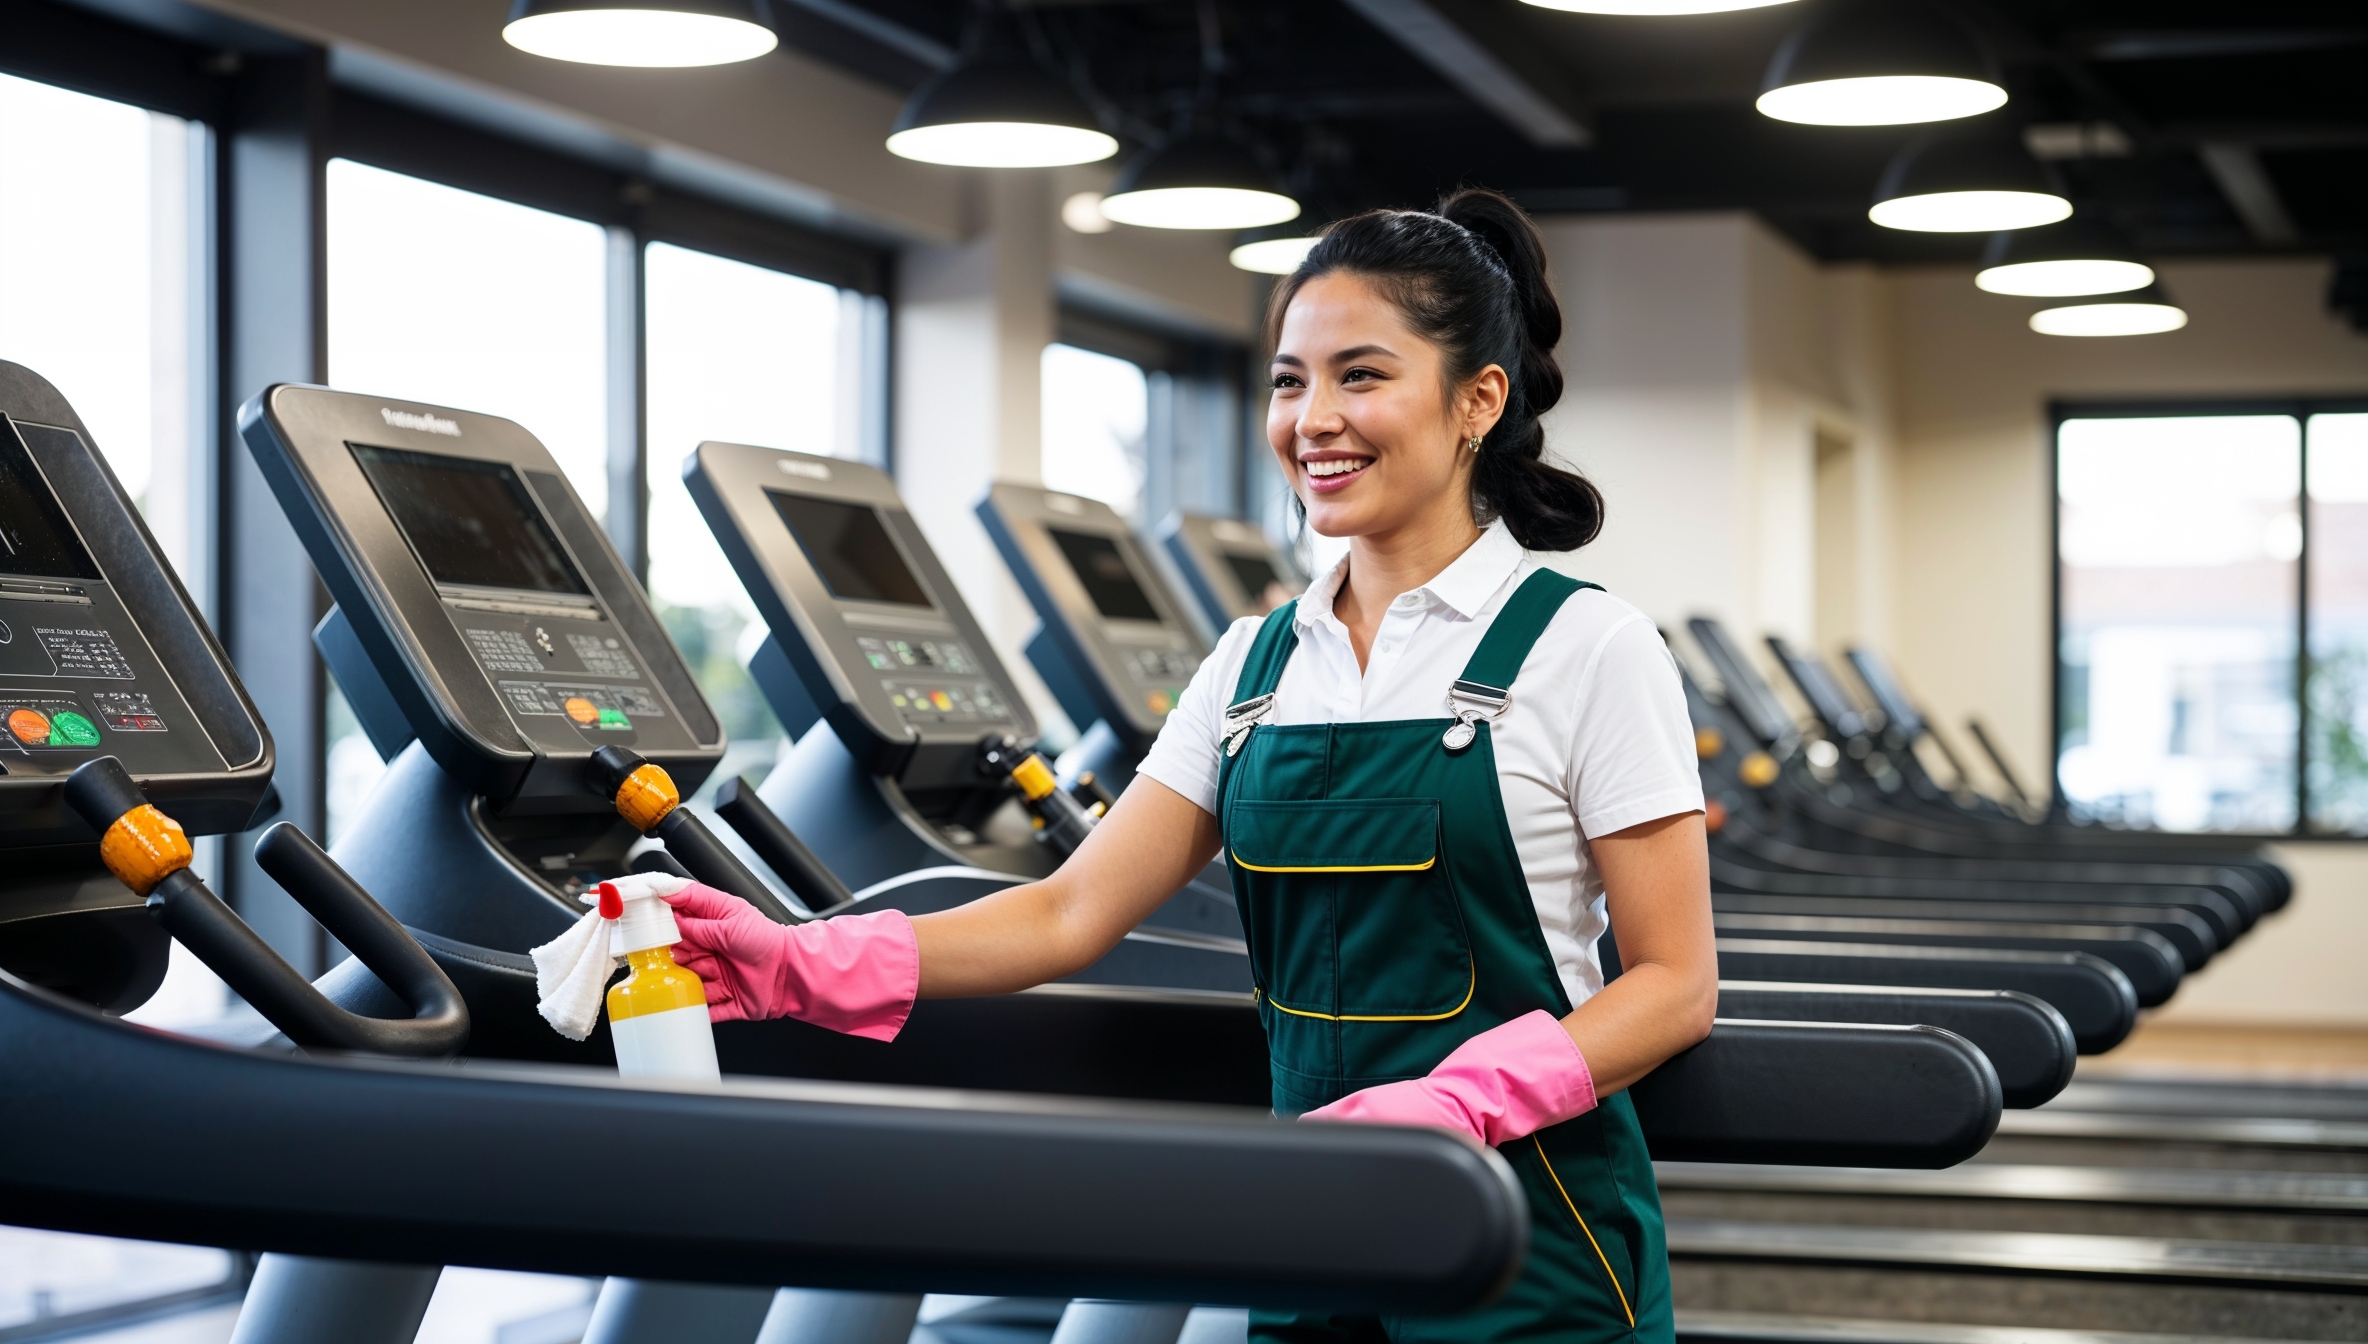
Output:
[{"xmin": 0, "ymin": 365, "xmax": 2309, "ymax": 1344}]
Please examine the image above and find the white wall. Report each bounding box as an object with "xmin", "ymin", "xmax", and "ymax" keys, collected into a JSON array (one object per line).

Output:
[{"xmin": 1535, "ymin": 213, "xmax": 1893, "ymax": 661}]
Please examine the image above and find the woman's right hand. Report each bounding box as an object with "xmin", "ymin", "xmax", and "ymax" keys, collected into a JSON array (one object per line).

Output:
[{"xmin": 662, "ymin": 884, "xmax": 919, "ymax": 1040}]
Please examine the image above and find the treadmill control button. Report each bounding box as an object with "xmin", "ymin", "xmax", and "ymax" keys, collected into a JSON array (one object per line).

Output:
[
  {"xmin": 466, "ymin": 628, "xmax": 545, "ymax": 674},
  {"xmin": 38, "ymin": 627, "xmax": 133, "ymax": 679},
  {"xmin": 93, "ymin": 692, "xmax": 167, "ymax": 732},
  {"xmin": 569, "ymin": 632, "xmax": 639, "ymax": 679},
  {"xmin": 2, "ymin": 697, "xmax": 102, "ymax": 748}
]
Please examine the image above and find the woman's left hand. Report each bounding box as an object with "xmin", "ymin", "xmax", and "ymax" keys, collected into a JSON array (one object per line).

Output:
[{"xmin": 1299, "ymin": 1010, "xmax": 1595, "ymax": 1146}]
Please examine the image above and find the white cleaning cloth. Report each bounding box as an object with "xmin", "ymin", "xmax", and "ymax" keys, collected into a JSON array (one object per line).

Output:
[{"xmin": 529, "ymin": 871, "xmax": 692, "ymax": 1041}]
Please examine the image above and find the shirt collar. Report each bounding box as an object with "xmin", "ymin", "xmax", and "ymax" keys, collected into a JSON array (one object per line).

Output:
[{"xmin": 1294, "ymin": 520, "xmax": 1524, "ymax": 630}]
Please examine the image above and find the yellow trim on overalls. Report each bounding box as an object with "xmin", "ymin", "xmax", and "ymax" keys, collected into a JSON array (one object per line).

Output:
[
  {"xmin": 1533, "ymin": 1135, "xmax": 1636, "ymax": 1329},
  {"xmin": 1228, "ymin": 853, "xmax": 1439, "ymax": 875},
  {"xmin": 1253, "ymin": 964, "xmax": 1476, "ymax": 1023}
]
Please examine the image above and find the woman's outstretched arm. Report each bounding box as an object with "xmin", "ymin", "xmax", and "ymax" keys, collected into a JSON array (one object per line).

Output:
[
  {"xmin": 912, "ymin": 777, "xmax": 1222, "ymax": 998},
  {"xmin": 1560, "ymin": 810, "xmax": 1718, "ymax": 1093}
]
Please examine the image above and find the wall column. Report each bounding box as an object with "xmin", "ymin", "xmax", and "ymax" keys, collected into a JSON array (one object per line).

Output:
[
  {"xmin": 892, "ymin": 171, "xmax": 1061, "ymax": 721},
  {"xmin": 215, "ymin": 48, "xmax": 332, "ymax": 974}
]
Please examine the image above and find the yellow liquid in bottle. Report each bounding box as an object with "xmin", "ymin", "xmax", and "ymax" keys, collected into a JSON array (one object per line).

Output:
[{"xmin": 607, "ymin": 946, "xmax": 708, "ymax": 1022}]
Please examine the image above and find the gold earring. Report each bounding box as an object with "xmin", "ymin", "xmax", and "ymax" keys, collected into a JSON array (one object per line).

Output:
[{"xmin": 1467, "ymin": 435, "xmax": 1484, "ymax": 453}]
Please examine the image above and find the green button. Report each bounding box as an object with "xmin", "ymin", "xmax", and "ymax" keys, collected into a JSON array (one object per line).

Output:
[
  {"xmin": 596, "ymin": 708, "xmax": 631, "ymax": 730},
  {"xmin": 49, "ymin": 711, "xmax": 99, "ymax": 747}
]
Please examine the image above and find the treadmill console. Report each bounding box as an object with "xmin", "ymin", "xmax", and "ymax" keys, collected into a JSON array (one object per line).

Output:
[
  {"xmin": 684, "ymin": 441, "xmax": 1033, "ymax": 790},
  {"xmin": 0, "ymin": 364, "xmax": 269, "ymax": 839},
  {"xmin": 978, "ymin": 484, "xmax": 1207, "ymax": 750},
  {"xmin": 1160, "ymin": 511, "xmax": 1304, "ymax": 629},
  {"xmin": 241, "ymin": 386, "xmax": 723, "ymax": 805}
]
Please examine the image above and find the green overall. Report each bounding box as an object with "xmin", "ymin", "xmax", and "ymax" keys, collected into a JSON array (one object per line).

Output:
[{"xmin": 1218, "ymin": 570, "xmax": 1673, "ymax": 1344}]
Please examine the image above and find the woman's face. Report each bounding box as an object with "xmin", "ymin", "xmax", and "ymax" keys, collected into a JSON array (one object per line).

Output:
[{"xmin": 1267, "ymin": 272, "xmax": 1505, "ymax": 542}]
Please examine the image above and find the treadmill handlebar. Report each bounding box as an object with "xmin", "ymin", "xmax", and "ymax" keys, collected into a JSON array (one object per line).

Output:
[
  {"xmin": 590, "ymin": 747, "xmax": 801, "ymax": 925},
  {"xmin": 63, "ymin": 757, "xmax": 468, "ymax": 1058},
  {"xmin": 982, "ymin": 735, "xmax": 1097, "ymax": 856},
  {"xmin": 713, "ymin": 776, "xmax": 853, "ymax": 916}
]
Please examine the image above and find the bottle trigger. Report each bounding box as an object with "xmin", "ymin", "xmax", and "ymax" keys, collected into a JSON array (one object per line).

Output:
[{"xmin": 596, "ymin": 882, "xmax": 624, "ymax": 920}]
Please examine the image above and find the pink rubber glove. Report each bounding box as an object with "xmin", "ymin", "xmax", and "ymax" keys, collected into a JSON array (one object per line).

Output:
[
  {"xmin": 662, "ymin": 884, "xmax": 918, "ymax": 1040},
  {"xmin": 1300, "ymin": 1010, "xmax": 1595, "ymax": 1146}
]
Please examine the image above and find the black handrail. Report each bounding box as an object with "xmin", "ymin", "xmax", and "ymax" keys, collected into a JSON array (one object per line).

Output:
[
  {"xmin": 63, "ymin": 757, "xmax": 466, "ymax": 1057},
  {"xmin": 714, "ymin": 775, "xmax": 854, "ymax": 914}
]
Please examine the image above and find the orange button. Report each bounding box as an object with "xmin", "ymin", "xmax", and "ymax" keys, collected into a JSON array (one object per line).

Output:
[
  {"xmin": 7, "ymin": 707, "xmax": 49, "ymax": 744},
  {"xmin": 1147, "ymin": 690, "xmax": 1172, "ymax": 714},
  {"xmin": 1739, "ymin": 752, "xmax": 1780, "ymax": 789},
  {"xmin": 1694, "ymin": 726, "xmax": 1724, "ymax": 759},
  {"xmin": 930, "ymin": 691, "xmax": 952, "ymax": 711},
  {"xmin": 564, "ymin": 697, "xmax": 600, "ymax": 725}
]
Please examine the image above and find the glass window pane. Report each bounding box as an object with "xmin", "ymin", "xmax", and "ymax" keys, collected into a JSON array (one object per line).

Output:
[
  {"xmin": 1042, "ymin": 343, "xmax": 1148, "ymax": 519},
  {"xmin": 2308, "ymin": 412, "xmax": 2368, "ymax": 833},
  {"xmin": 0, "ymin": 74, "xmax": 196, "ymax": 571},
  {"xmin": 326, "ymin": 159, "xmax": 608, "ymax": 514},
  {"xmin": 2056, "ymin": 415, "xmax": 2300, "ymax": 831},
  {"xmin": 644, "ymin": 241, "xmax": 849, "ymax": 787}
]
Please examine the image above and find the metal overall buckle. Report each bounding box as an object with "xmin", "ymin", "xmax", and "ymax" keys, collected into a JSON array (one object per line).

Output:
[
  {"xmin": 1442, "ymin": 680, "xmax": 1509, "ymax": 752},
  {"xmin": 1222, "ymin": 693, "xmax": 1276, "ymax": 757}
]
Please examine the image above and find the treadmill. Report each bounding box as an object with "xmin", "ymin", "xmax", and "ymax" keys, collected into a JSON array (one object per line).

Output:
[
  {"xmin": 1159, "ymin": 511, "xmax": 1305, "ymax": 631},
  {"xmin": 978, "ymin": 483, "xmax": 1210, "ymax": 792}
]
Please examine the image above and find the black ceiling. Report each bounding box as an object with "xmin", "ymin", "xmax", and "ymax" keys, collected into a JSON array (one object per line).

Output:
[{"xmin": 771, "ymin": 0, "xmax": 2368, "ymax": 268}]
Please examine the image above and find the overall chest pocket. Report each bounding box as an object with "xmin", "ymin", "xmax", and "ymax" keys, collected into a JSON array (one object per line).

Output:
[{"xmin": 1227, "ymin": 797, "xmax": 1474, "ymax": 1021}]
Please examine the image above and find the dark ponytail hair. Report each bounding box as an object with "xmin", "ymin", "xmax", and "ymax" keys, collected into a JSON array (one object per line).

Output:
[{"xmin": 1265, "ymin": 187, "xmax": 1603, "ymax": 551}]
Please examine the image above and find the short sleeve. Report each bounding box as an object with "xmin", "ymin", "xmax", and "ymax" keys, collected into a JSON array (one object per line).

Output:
[
  {"xmin": 1133, "ymin": 615, "xmax": 1264, "ymax": 818},
  {"xmin": 1566, "ymin": 614, "xmax": 1705, "ymax": 838}
]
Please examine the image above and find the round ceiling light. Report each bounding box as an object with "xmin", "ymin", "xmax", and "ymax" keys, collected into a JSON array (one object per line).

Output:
[
  {"xmin": 1100, "ymin": 135, "xmax": 1300, "ymax": 230},
  {"xmin": 886, "ymin": 17, "xmax": 1116, "ymax": 167},
  {"xmin": 1521, "ymin": 0, "xmax": 1798, "ymax": 12},
  {"xmin": 1871, "ymin": 134, "xmax": 2068, "ymax": 232},
  {"xmin": 1975, "ymin": 219, "xmax": 2152, "ymax": 296},
  {"xmin": 1757, "ymin": 0, "xmax": 2004, "ymax": 126},
  {"xmin": 2031, "ymin": 286, "xmax": 2188, "ymax": 337},
  {"xmin": 503, "ymin": 0, "xmax": 778, "ymax": 67},
  {"xmin": 1230, "ymin": 235, "xmax": 1318, "ymax": 274},
  {"xmin": 1980, "ymin": 258, "xmax": 2153, "ymax": 296}
]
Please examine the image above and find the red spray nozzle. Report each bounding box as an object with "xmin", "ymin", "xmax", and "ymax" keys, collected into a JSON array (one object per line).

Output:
[{"xmin": 596, "ymin": 882, "xmax": 624, "ymax": 920}]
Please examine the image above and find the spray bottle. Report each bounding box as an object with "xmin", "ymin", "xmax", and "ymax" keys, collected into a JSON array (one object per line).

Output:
[{"xmin": 597, "ymin": 879, "xmax": 720, "ymax": 1083}]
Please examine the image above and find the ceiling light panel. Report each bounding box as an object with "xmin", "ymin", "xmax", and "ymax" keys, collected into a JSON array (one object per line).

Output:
[{"xmin": 503, "ymin": 2, "xmax": 778, "ymax": 67}]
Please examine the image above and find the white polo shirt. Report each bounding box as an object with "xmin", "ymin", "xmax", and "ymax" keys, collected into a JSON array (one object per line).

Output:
[{"xmin": 1136, "ymin": 521, "xmax": 1704, "ymax": 1007}]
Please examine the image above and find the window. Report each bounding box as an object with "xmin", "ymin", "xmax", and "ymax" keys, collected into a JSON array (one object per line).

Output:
[
  {"xmin": 643, "ymin": 241, "xmax": 875, "ymax": 790},
  {"xmin": 0, "ymin": 73, "xmax": 200, "ymax": 573},
  {"xmin": 2055, "ymin": 404, "xmax": 2368, "ymax": 835},
  {"xmin": 323, "ymin": 160, "xmax": 609, "ymax": 841},
  {"xmin": 1042, "ymin": 342, "xmax": 1150, "ymax": 518},
  {"xmin": 2308, "ymin": 413, "xmax": 2368, "ymax": 831},
  {"xmin": 326, "ymin": 160, "xmax": 610, "ymax": 509}
]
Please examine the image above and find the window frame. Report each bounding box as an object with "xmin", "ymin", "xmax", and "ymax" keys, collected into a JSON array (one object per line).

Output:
[{"xmin": 2050, "ymin": 394, "xmax": 2368, "ymax": 838}]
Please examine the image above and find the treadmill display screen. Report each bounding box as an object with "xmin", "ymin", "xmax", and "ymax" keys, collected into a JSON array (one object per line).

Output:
[
  {"xmin": 0, "ymin": 421, "xmax": 100, "ymax": 580},
  {"xmin": 351, "ymin": 444, "xmax": 588, "ymax": 595},
  {"xmin": 770, "ymin": 493, "xmax": 932, "ymax": 607},
  {"xmin": 1049, "ymin": 528, "xmax": 1160, "ymax": 623},
  {"xmin": 1223, "ymin": 553, "xmax": 1281, "ymax": 601}
]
